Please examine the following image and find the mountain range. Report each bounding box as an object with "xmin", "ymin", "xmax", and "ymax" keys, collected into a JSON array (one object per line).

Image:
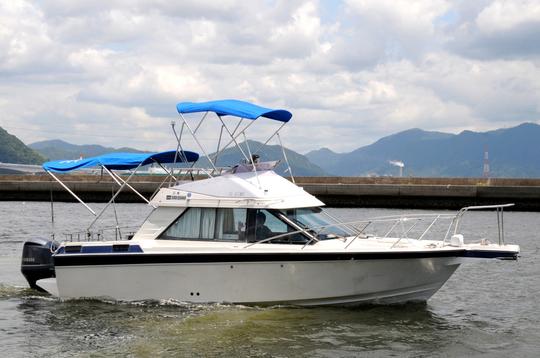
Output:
[
  {"xmin": 305, "ymin": 122, "xmax": 540, "ymax": 177},
  {"xmin": 198, "ymin": 140, "xmax": 327, "ymax": 176},
  {"xmin": 2, "ymin": 122, "xmax": 540, "ymax": 177},
  {"xmin": 29, "ymin": 139, "xmax": 147, "ymax": 160},
  {"xmin": 23, "ymin": 137, "xmax": 326, "ymax": 176}
]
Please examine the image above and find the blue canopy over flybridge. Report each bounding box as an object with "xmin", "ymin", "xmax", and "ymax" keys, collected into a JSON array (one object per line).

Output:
[
  {"xmin": 43, "ymin": 150, "xmax": 199, "ymax": 173},
  {"xmin": 176, "ymin": 99, "xmax": 292, "ymax": 122}
]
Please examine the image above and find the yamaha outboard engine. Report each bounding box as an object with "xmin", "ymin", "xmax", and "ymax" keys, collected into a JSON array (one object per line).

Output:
[{"xmin": 21, "ymin": 237, "xmax": 58, "ymax": 291}]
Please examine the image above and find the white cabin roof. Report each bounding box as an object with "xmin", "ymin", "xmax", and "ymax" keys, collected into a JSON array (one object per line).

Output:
[{"xmin": 150, "ymin": 170, "xmax": 324, "ymax": 209}]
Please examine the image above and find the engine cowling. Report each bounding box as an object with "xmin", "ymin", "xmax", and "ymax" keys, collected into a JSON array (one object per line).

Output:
[{"xmin": 21, "ymin": 237, "xmax": 57, "ymax": 291}]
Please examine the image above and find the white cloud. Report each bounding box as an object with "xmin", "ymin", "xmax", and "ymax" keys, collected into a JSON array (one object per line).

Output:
[
  {"xmin": 447, "ymin": 0, "xmax": 540, "ymax": 59},
  {"xmin": 476, "ymin": 0, "xmax": 540, "ymax": 33},
  {"xmin": 0, "ymin": 1, "xmax": 61, "ymax": 73},
  {"xmin": 346, "ymin": 0, "xmax": 450, "ymax": 32},
  {"xmin": 0, "ymin": 0, "xmax": 539, "ymax": 155},
  {"xmin": 342, "ymin": 0, "xmax": 450, "ymax": 58}
]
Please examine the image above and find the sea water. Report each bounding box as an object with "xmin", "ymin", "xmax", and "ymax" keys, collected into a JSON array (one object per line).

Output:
[{"xmin": 0, "ymin": 202, "xmax": 539, "ymax": 357}]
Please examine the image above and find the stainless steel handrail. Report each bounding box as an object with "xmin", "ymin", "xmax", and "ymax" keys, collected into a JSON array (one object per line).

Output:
[
  {"xmin": 242, "ymin": 204, "xmax": 514, "ymax": 250},
  {"xmin": 451, "ymin": 203, "xmax": 514, "ymax": 245},
  {"xmin": 63, "ymin": 225, "xmax": 139, "ymax": 242}
]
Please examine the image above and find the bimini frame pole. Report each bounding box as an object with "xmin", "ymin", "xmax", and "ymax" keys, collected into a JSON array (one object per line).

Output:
[
  {"xmin": 153, "ymin": 160, "xmax": 178, "ymax": 181},
  {"xmin": 87, "ymin": 162, "xmax": 144, "ymax": 231},
  {"xmin": 211, "ymin": 118, "xmax": 255, "ymax": 165},
  {"xmin": 277, "ymin": 132, "xmax": 295, "ymax": 184},
  {"xmin": 50, "ymin": 184, "xmax": 55, "ymax": 240},
  {"xmin": 46, "ymin": 170, "xmax": 96, "ymax": 216},
  {"xmin": 218, "ymin": 115, "xmax": 251, "ymax": 163},
  {"xmin": 101, "ymin": 165, "xmax": 152, "ymax": 205},
  {"xmin": 214, "ymin": 117, "xmax": 244, "ymax": 159},
  {"xmin": 252, "ymin": 121, "xmax": 287, "ymax": 155},
  {"xmin": 171, "ymin": 121, "xmax": 191, "ymax": 183},
  {"xmin": 171, "ymin": 121, "xmax": 188, "ymax": 163},
  {"xmin": 243, "ymin": 132, "xmax": 261, "ymax": 188},
  {"xmin": 178, "ymin": 112, "xmax": 218, "ymax": 173},
  {"xmin": 213, "ymin": 124, "xmax": 225, "ymax": 167}
]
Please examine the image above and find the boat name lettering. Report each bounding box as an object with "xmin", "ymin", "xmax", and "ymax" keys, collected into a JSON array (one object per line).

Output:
[{"xmin": 166, "ymin": 195, "xmax": 186, "ymax": 200}]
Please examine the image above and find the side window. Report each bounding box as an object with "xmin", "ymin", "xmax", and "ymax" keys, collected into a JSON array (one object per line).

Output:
[
  {"xmin": 160, "ymin": 208, "xmax": 247, "ymax": 241},
  {"xmin": 215, "ymin": 208, "xmax": 247, "ymax": 241},
  {"xmin": 246, "ymin": 209, "xmax": 308, "ymax": 244},
  {"xmin": 263, "ymin": 210, "xmax": 287, "ymax": 233}
]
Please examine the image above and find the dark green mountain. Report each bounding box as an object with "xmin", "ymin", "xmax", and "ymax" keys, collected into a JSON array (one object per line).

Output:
[
  {"xmin": 0, "ymin": 127, "xmax": 46, "ymax": 164},
  {"xmin": 305, "ymin": 123, "xmax": 540, "ymax": 177},
  {"xmin": 29, "ymin": 139, "xmax": 147, "ymax": 160}
]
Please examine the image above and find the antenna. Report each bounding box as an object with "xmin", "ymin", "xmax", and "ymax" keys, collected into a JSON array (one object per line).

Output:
[
  {"xmin": 389, "ymin": 160, "xmax": 404, "ymax": 177},
  {"xmin": 483, "ymin": 145, "xmax": 490, "ymax": 178}
]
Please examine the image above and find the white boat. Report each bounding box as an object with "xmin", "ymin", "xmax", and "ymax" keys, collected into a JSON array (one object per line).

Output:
[{"xmin": 21, "ymin": 100, "xmax": 520, "ymax": 306}]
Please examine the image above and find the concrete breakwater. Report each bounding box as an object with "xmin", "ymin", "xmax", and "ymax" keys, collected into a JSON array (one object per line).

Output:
[{"xmin": 1, "ymin": 174, "xmax": 540, "ymax": 210}]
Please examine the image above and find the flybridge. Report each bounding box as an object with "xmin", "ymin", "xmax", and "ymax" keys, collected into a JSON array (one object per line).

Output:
[{"xmin": 40, "ymin": 99, "xmax": 298, "ymax": 240}]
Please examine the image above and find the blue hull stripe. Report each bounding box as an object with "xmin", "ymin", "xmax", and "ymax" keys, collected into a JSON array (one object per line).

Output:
[
  {"xmin": 56, "ymin": 245, "xmax": 143, "ymax": 255},
  {"xmin": 53, "ymin": 249, "xmax": 518, "ymax": 267}
]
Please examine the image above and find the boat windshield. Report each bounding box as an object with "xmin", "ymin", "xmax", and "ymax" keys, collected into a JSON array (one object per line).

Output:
[{"xmin": 277, "ymin": 207, "xmax": 353, "ymax": 240}]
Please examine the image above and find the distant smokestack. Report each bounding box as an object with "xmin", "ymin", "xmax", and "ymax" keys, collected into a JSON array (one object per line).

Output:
[
  {"xmin": 483, "ymin": 145, "xmax": 490, "ymax": 178},
  {"xmin": 389, "ymin": 160, "xmax": 404, "ymax": 177}
]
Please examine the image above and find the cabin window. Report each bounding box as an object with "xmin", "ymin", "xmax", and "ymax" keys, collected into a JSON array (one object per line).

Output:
[
  {"xmin": 160, "ymin": 208, "xmax": 247, "ymax": 241},
  {"xmin": 278, "ymin": 207, "xmax": 353, "ymax": 239},
  {"xmin": 246, "ymin": 209, "xmax": 308, "ymax": 244}
]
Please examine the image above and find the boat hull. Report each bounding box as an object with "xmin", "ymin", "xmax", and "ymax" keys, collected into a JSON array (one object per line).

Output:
[{"xmin": 48, "ymin": 256, "xmax": 462, "ymax": 305}]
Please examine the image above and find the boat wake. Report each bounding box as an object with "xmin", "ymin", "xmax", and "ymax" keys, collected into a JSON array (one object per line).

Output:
[{"xmin": 0, "ymin": 283, "xmax": 53, "ymax": 300}]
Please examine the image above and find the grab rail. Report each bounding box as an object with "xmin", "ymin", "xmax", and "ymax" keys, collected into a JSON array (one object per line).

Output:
[
  {"xmin": 450, "ymin": 203, "xmax": 514, "ymax": 245},
  {"xmin": 242, "ymin": 204, "xmax": 514, "ymax": 250},
  {"xmin": 63, "ymin": 225, "xmax": 139, "ymax": 242},
  {"xmin": 64, "ymin": 204, "xmax": 514, "ymax": 248}
]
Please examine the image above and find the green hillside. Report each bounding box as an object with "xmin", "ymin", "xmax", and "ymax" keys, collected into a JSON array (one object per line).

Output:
[{"xmin": 0, "ymin": 127, "xmax": 46, "ymax": 164}]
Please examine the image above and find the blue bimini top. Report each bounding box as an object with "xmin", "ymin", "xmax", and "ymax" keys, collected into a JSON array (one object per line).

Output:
[
  {"xmin": 42, "ymin": 150, "xmax": 199, "ymax": 173},
  {"xmin": 176, "ymin": 99, "xmax": 292, "ymax": 122}
]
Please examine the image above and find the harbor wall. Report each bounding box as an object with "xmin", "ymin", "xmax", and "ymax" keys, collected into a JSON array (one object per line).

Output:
[{"xmin": 1, "ymin": 174, "xmax": 540, "ymax": 210}]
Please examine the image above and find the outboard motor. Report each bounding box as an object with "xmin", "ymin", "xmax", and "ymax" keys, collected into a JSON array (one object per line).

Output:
[{"xmin": 21, "ymin": 237, "xmax": 58, "ymax": 291}]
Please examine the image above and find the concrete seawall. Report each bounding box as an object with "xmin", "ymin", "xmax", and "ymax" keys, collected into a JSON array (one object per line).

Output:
[{"xmin": 1, "ymin": 174, "xmax": 540, "ymax": 210}]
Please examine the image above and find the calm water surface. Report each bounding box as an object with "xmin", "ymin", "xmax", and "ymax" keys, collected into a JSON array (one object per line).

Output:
[{"xmin": 0, "ymin": 202, "xmax": 539, "ymax": 357}]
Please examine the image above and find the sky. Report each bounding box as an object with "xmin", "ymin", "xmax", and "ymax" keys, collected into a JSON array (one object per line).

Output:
[{"xmin": 1, "ymin": 0, "xmax": 539, "ymax": 154}]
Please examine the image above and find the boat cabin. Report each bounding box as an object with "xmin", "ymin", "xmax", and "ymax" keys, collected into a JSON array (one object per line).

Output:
[{"xmin": 133, "ymin": 170, "xmax": 353, "ymax": 244}]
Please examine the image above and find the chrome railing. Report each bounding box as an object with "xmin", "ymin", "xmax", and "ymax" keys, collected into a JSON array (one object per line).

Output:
[
  {"xmin": 449, "ymin": 203, "xmax": 514, "ymax": 245},
  {"xmin": 243, "ymin": 204, "xmax": 514, "ymax": 249},
  {"xmin": 62, "ymin": 225, "xmax": 139, "ymax": 242}
]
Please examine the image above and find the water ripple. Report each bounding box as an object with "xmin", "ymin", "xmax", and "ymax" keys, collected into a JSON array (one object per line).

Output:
[{"xmin": 0, "ymin": 203, "xmax": 539, "ymax": 357}]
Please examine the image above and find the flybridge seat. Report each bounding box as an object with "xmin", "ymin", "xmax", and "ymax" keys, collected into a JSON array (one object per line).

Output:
[
  {"xmin": 229, "ymin": 160, "xmax": 280, "ymax": 174},
  {"xmin": 42, "ymin": 150, "xmax": 199, "ymax": 173}
]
